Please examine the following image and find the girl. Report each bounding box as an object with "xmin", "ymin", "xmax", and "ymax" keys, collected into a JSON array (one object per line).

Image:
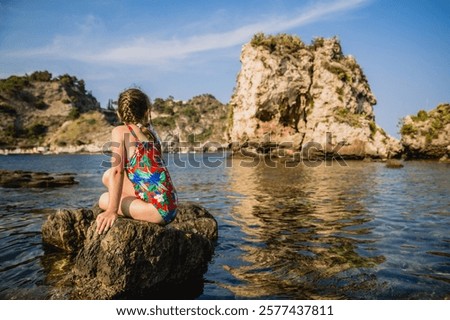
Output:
[{"xmin": 96, "ymin": 88, "xmax": 178, "ymax": 234}]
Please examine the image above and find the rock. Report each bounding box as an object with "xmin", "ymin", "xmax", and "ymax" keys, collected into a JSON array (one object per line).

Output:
[
  {"xmin": 400, "ymin": 104, "xmax": 450, "ymax": 159},
  {"xmin": 42, "ymin": 208, "xmax": 94, "ymax": 252},
  {"xmin": 41, "ymin": 202, "xmax": 218, "ymax": 299},
  {"xmin": 0, "ymin": 169, "xmax": 78, "ymax": 188},
  {"xmin": 386, "ymin": 159, "xmax": 404, "ymax": 168},
  {"xmin": 229, "ymin": 33, "xmax": 401, "ymax": 160},
  {"xmin": 439, "ymin": 154, "xmax": 450, "ymax": 163}
]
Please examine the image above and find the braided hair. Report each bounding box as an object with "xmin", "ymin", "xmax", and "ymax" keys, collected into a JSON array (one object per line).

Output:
[{"xmin": 117, "ymin": 88, "xmax": 154, "ymax": 141}]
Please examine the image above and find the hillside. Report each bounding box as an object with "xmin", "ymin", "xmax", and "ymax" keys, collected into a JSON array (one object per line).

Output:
[
  {"xmin": 0, "ymin": 71, "xmax": 228, "ymax": 153},
  {"xmin": 0, "ymin": 71, "xmax": 112, "ymax": 152}
]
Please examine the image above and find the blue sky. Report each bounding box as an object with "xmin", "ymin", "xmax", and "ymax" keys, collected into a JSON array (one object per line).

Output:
[{"xmin": 0, "ymin": 0, "xmax": 449, "ymax": 137}]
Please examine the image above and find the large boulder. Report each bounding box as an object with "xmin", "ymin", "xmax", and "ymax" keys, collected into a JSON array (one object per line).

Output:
[{"xmin": 41, "ymin": 202, "xmax": 218, "ymax": 299}]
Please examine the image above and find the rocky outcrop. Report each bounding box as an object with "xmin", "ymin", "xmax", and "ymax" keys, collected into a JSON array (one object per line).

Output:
[
  {"xmin": 0, "ymin": 72, "xmax": 111, "ymax": 150},
  {"xmin": 0, "ymin": 169, "xmax": 78, "ymax": 188},
  {"xmin": 151, "ymin": 94, "xmax": 229, "ymax": 152},
  {"xmin": 229, "ymin": 33, "xmax": 401, "ymax": 160},
  {"xmin": 41, "ymin": 202, "xmax": 218, "ymax": 299},
  {"xmin": 400, "ymin": 104, "xmax": 450, "ymax": 159}
]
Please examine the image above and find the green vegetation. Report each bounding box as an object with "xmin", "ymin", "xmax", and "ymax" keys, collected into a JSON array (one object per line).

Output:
[
  {"xmin": 196, "ymin": 128, "xmax": 213, "ymax": 141},
  {"xmin": 68, "ymin": 107, "xmax": 80, "ymax": 120},
  {"xmin": 152, "ymin": 116, "xmax": 176, "ymax": 129},
  {"xmin": 152, "ymin": 97, "xmax": 179, "ymax": 115},
  {"xmin": 0, "ymin": 75, "xmax": 30, "ymax": 95},
  {"xmin": 400, "ymin": 123, "xmax": 417, "ymax": 136},
  {"xmin": 334, "ymin": 107, "xmax": 362, "ymax": 127},
  {"xmin": 55, "ymin": 111, "xmax": 106, "ymax": 146},
  {"xmin": 436, "ymin": 103, "xmax": 450, "ymax": 124},
  {"xmin": 0, "ymin": 104, "xmax": 17, "ymax": 115},
  {"xmin": 250, "ymin": 32, "xmax": 305, "ymax": 54},
  {"xmin": 311, "ymin": 37, "xmax": 325, "ymax": 50},
  {"xmin": 401, "ymin": 104, "xmax": 449, "ymax": 141},
  {"xmin": 369, "ymin": 121, "xmax": 377, "ymax": 138},
  {"xmin": 324, "ymin": 62, "xmax": 352, "ymax": 83},
  {"xmin": 227, "ymin": 103, "xmax": 234, "ymax": 130},
  {"xmin": 27, "ymin": 123, "xmax": 48, "ymax": 138},
  {"xmin": 28, "ymin": 71, "xmax": 52, "ymax": 82},
  {"xmin": 0, "ymin": 71, "xmax": 52, "ymax": 96},
  {"xmin": 35, "ymin": 100, "xmax": 48, "ymax": 110},
  {"xmin": 180, "ymin": 105, "xmax": 200, "ymax": 122},
  {"xmin": 58, "ymin": 74, "xmax": 86, "ymax": 94},
  {"xmin": 411, "ymin": 109, "xmax": 428, "ymax": 122}
]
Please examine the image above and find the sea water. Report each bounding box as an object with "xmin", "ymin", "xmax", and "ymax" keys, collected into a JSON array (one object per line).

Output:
[{"xmin": 0, "ymin": 154, "xmax": 449, "ymax": 299}]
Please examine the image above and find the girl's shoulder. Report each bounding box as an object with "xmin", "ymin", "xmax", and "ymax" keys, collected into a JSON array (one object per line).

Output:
[
  {"xmin": 111, "ymin": 124, "xmax": 128, "ymax": 134},
  {"xmin": 110, "ymin": 124, "xmax": 130, "ymax": 140}
]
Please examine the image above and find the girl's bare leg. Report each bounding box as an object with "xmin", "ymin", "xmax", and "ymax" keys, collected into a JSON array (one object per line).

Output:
[{"xmin": 99, "ymin": 168, "xmax": 164, "ymax": 224}]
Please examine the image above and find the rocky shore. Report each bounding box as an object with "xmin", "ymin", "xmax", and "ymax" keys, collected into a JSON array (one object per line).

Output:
[
  {"xmin": 0, "ymin": 169, "xmax": 78, "ymax": 188},
  {"xmin": 41, "ymin": 202, "xmax": 218, "ymax": 299}
]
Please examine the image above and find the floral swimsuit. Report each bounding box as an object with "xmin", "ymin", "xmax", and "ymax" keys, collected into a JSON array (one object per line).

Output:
[{"xmin": 125, "ymin": 124, "xmax": 178, "ymax": 224}]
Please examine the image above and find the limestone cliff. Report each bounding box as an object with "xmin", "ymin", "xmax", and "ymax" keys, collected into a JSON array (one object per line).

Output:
[
  {"xmin": 0, "ymin": 71, "xmax": 113, "ymax": 152},
  {"xmin": 400, "ymin": 104, "xmax": 450, "ymax": 159},
  {"xmin": 229, "ymin": 33, "xmax": 401, "ymax": 159}
]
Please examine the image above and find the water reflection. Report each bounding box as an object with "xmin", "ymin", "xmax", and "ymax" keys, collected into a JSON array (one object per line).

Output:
[{"xmin": 223, "ymin": 159, "xmax": 385, "ymax": 299}]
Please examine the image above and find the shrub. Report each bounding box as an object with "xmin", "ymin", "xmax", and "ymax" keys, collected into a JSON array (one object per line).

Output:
[
  {"xmin": 28, "ymin": 123, "xmax": 48, "ymax": 137},
  {"xmin": 196, "ymin": 128, "xmax": 213, "ymax": 141},
  {"xmin": 400, "ymin": 123, "xmax": 417, "ymax": 136},
  {"xmin": 311, "ymin": 37, "xmax": 325, "ymax": 50},
  {"xmin": 0, "ymin": 104, "xmax": 17, "ymax": 115},
  {"xmin": 0, "ymin": 75, "xmax": 30, "ymax": 95},
  {"xmin": 68, "ymin": 107, "xmax": 80, "ymax": 120},
  {"xmin": 86, "ymin": 118, "xmax": 96, "ymax": 125},
  {"xmin": 411, "ymin": 109, "xmax": 428, "ymax": 122},
  {"xmin": 369, "ymin": 121, "xmax": 377, "ymax": 137},
  {"xmin": 181, "ymin": 105, "xmax": 199, "ymax": 121},
  {"xmin": 324, "ymin": 62, "xmax": 352, "ymax": 83},
  {"xmin": 152, "ymin": 117, "xmax": 176, "ymax": 129},
  {"xmin": 59, "ymin": 74, "xmax": 75, "ymax": 87},
  {"xmin": 35, "ymin": 100, "xmax": 48, "ymax": 110},
  {"xmin": 29, "ymin": 71, "xmax": 52, "ymax": 82},
  {"xmin": 334, "ymin": 107, "xmax": 362, "ymax": 127},
  {"xmin": 250, "ymin": 32, "xmax": 304, "ymax": 54}
]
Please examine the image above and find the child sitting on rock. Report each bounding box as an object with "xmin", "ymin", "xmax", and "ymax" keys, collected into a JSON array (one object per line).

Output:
[{"xmin": 96, "ymin": 88, "xmax": 178, "ymax": 234}]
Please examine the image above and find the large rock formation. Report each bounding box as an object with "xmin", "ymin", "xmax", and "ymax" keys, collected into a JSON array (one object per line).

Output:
[
  {"xmin": 400, "ymin": 104, "xmax": 450, "ymax": 159},
  {"xmin": 229, "ymin": 33, "xmax": 401, "ymax": 159},
  {"xmin": 41, "ymin": 202, "xmax": 218, "ymax": 299}
]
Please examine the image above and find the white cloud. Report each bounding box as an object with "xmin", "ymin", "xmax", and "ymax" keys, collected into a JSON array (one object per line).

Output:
[{"xmin": 7, "ymin": 0, "xmax": 368, "ymax": 66}]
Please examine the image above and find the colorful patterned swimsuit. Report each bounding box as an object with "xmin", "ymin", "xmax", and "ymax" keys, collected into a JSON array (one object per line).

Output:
[{"xmin": 125, "ymin": 124, "xmax": 178, "ymax": 224}]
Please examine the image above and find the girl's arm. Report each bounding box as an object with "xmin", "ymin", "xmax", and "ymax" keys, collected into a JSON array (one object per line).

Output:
[{"xmin": 96, "ymin": 127, "xmax": 125, "ymax": 234}]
